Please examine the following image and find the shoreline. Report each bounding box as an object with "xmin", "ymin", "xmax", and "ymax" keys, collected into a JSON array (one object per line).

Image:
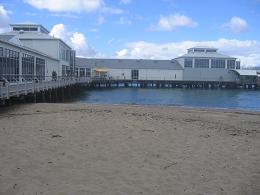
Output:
[{"xmin": 0, "ymin": 103, "xmax": 259, "ymax": 194}]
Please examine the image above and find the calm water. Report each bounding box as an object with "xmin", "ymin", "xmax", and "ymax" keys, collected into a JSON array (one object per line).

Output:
[{"xmin": 71, "ymin": 88, "xmax": 260, "ymax": 111}]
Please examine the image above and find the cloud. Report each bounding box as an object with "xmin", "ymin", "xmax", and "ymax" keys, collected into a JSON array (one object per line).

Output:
[
  {"xmin": 151, "ymin": 13, "xmax": 197, "ymax": 31},
  {"xmin": 222, "ymin": 17, "xmax": 248, "ymax": 33},
  {"xmin": 0, "ymin": 5, "xmax": 11, "ymax": 33},
  {"xmin": 115, "ymin": 39, "xmax": 260, "ymax": 67},
  {"xmin": 25, "ymin": 0, "xmax": 122, "ymax": 14},
  {"xmin": 50, "ymin": 24, "xmax": 97, "ymax": 57},
  {"xmin": 117, "ymin": 17, "xmax": 132, "ymax": 25}
]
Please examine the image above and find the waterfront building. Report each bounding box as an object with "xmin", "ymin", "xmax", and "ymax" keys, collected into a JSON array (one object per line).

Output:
[
  {"xmin": 75, "ymin": 58, "xmax": 183, "ymax": 81},
  {"xmin": 76, "ymin": 47, "xmax": 260, "ymax": 84},
  {"xmin": 0, "ymin": 24, "xmax": 75, "ymax": 81}
]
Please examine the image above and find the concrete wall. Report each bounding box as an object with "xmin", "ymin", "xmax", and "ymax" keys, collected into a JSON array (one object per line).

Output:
[{"xmin": 183, "ymin": 68, "xmax": 239, "ymax": 82}]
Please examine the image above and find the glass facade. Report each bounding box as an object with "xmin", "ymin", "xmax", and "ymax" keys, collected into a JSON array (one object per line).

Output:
[
  {"xmin": 194, "ymin": 59, "xmax": 209, "ymax": 68},
  {"xmin": 131, "ymin": 69, "xmax": 139, "ymax": 80},
  {"xmin": 184, "ymin": 58, "xmax": 193, "ymax": 68},
  {"xmin": 227, "ymin": 60, "xmax": 235, "ymax": 69},
  {"xmin": 211, "ymin": 59, "xmax": 225, "ymax": 68},
  {"xmin": 0, "ymin": 47, "xmax": 19, "ymax": 82},
  {"xmin": 22, "ymin": 53, "xmax": 34, "ymax": 81},
  {"xmin": 36, "ymin": 57, "xmax": 45, "ymax": 80}
]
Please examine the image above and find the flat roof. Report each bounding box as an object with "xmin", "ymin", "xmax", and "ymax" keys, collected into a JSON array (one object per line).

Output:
[
  {"xmin": 10, "ymin": 23, "xmax": 50, "ymax": 33},
  {"xmin": 230, "ymin": 69, "xmax": 257, "ymax": 76},
  {"xmin": 76, "ymin": 58, "xmax": 183, "ymax": 70}
]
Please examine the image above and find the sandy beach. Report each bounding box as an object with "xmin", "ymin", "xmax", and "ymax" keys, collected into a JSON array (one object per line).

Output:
[{"xmin": 0, "ymin": 103, "xmax": 259, "ymax": 195}]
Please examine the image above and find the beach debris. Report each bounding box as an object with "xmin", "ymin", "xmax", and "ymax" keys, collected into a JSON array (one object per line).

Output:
[
  {"xmin": 163, "ymin": 162, "xmax": 177, "ymax": 170},
  {"xmin": 13, "ymin": 184, "xmax": 17, "ymax": 189},
  {"xmin": 142, "ymin": 129, "xmax": 155, "ymax": 133},
  {"xmin": 51, "ymin": 134, "xmax": 62, "ymax": 138}
]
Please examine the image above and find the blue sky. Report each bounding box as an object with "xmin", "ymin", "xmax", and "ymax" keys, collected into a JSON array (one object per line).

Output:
[{"xmin": 0, "ymin": 0, "xmax": 260, "ymax": 66}]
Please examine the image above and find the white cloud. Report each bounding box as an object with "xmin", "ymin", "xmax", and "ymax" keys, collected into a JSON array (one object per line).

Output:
[
  {"xmin": 152, "ymin": 13, "xmax": 197, "ymax": 31},
  {"xmin": 222, "ymin": 17, "xmax": 248, "ymax": 33},
  {"xmin": 50, "ymin": 24, "xmax": 96, "ymax": 57},
  {"xmin": 115, "ymin": 39, "xmax": 260, "ymax": 67},
  {"xmin": 116, "ymin": 48, "xmax": 129, "ymax": 57},
  {"xmin": 0, "ymin": 5, "xmax": 11, "ymax": 33},
  {"xmin": 117, "ymin": 17, "xmax": 132, "ymax": 25},
  {"xmin": 25, "ymin": 0, "xmax": 122, "ymax": 14}
]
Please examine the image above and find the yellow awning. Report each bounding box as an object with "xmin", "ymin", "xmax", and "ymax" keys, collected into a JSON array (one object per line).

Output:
[{"xmin": 95, "ymin": 68, "xmax": 109, "ymax": 72}]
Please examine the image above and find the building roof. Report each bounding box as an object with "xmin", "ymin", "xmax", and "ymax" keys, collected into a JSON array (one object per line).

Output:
[
  {"xmin": 0, "ymin": 38, "xmax": 59, "ymax": 61},
  {"xmin": 76, "ymin": 58, "xmax": 183, "ymax": 70},
  {"xmin": 1, "ymin": 31, "xmax": 71, "ymax": 49},
  {"xmin": 177, "ymin": 52, "xmax": 236, "ymax": 59},
  {"xmin": 230, "ymin": 69, "xmax": 258, "ymax": 76},
  {"xmin": 0, "ymin": 35, "xmax": 15, "ymax": 42},
  {"xmin": 10, "ymin": 23, "xmax": 50, "ymax": 34}
]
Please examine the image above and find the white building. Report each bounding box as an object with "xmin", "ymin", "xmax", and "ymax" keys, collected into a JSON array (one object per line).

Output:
[
  {"xmin": 76, "ymin": 47, "xmax": 254, "ymax": 83},
  {"xmin": 1, "ymin": 24, "xmax": 75, "ymax": 78},
  {"xmin": 175, "ymin": 47, "xmax": 241, "ymax": 82},
  {"xmin": 75, "ymin": 58, "xmax": 183, "ymax": 81}
]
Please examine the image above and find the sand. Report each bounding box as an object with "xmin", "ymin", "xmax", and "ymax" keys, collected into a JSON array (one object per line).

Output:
[{"xmin": 0, "ymin": 103, "xmax": 259, "ymax": 195}]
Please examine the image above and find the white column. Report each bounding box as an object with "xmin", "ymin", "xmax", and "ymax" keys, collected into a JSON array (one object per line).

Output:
[
  {"xmin": 34, "ymin": 56, "xmax": 36, "ymax": 78},
  {"xmin": 225, "ymin": 59, "xmax": 227, "ymax": 69},
  {"xmin": 209, "ymin": 59, "xmax": 212, "ymax": 68},
  {"xmin": 19, "ymin": 50, "xmax": 23, "ymax": 83},
  {"xmin": 192, "ymin": 58, "xmax": 195, "ymax": 68}
]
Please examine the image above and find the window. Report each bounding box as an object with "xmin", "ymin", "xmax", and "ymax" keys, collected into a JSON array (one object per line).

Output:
[
  {"xmin": 131, "ymin": 69, "xmax": 139, "ymax": 80},
  {"xmin": 86, "ymin": 68, "xmax": 91, "ymax": 78},
  {"xmin": 80, "ymin": 68, "xmax": 85, "ymax": 77},
  {"xmin": 227, "ymin": 60, "xmax": 235, "ymax": 69},
  {"xmin": 22, "ymin": 53, "xmax": 34, "ymax": 81},
  {"xmin": 194, "ymin": 59, "xmax": 209, "ymax": 68},
  {"xmin": 236, "ymin": 61, "xmax": 240, "ymax": 69},
  {"xmin": 184, "ymin": 58, "xmax": 193, "ymax": 68},
  {"xmin": 194, "ymin": 49, "xmax": 205, "ymax": 52},
  {"xmin": 211, "ymin": 59, "xmax": 225, "ymax": 68},
  {"xmin": 0, "ymin": 48, "xmax": 19, "ymax": 82},
  {"xmin": 36, "ymin": 57, "xmax": 45, "ymax": 80}
]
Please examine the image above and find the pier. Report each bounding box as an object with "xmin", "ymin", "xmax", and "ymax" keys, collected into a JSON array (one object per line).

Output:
[{"xmin": 0, "ymin": 76, "xmax": 91, "ymax": 105}]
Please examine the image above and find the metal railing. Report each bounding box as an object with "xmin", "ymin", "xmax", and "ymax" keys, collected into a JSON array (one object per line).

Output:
[{"xmin": 0, "ymin": 75, "xmax": 91, "ymax": 100}]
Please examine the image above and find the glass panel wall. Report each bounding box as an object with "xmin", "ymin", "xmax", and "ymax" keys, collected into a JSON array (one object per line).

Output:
[
  {"xmin": 194, "ymin": 59, "xmax": 209, "ymax": 68},
  {"xmin": 227, "ymin": 60, "xmax": 235, "ymax": 69},
  {"xmin": 36, "ymin": 57, "xmax": 45, "ymax": 80},
  {"xmin": 0, "ymin": 47, "xmax": 19, "ymax": 82},
  {"xmin": 22, "ymin": 53, "xmax": 34, "ymax": 81},
  {"xmin": 184, "ymin": 58, "xmax": 193, "ymax": 68},
  {"xmin": 211, "ymin": 59, "xmax": 225, "ymax": 68}
]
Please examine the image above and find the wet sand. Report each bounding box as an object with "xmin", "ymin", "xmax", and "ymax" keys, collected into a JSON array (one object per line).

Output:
[{"xmin": 0, "ymin": 103, "xmax": 259, "ymax": 195}]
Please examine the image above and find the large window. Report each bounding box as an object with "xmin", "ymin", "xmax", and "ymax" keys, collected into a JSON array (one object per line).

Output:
[
  {"xmin": 194, "ymin": 59, "xmax": 209, "ymax": 68},
  {"xmin": 22, "ymin": 53, "xmax": 34, "ymax": 81},
  {"xmin": 236, "ymin": 61, "xmax": 240, "ymax": 69},
  {"xmin": 0, "ymin": 47, "xmax": 19, "ymax": 82},
  {"xmin": 211, "ymin": 59, "xmax": 225, "ymax": 68},
  {"xmin": 227, "ymin": 60, "xmax": 235, "ymax": 69},
  {"xmin": 184, "ymin": 58, "xmax": 193, "ymax": 68},
  {"xmin": 80, "ymin": 68, "xmax": 85, "ymax": 77},
  {"xmin": 36, "ymin": 57, "xmax": 45, "ymax": 80},
  {"xmin": 86, "ymin": 68, "xmax": 91, "ymax": 78},
  {"xmin": 131, "ymin": 69, "xmax": 139, "ymax": 80}
]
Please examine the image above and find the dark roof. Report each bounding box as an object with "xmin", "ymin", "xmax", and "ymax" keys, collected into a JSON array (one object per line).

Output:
[
  {"xmin": 0, "ymin": 35, "xmax": 15, "ymax": 42},
  {"xmin": 76, "ymin": 58, "xmax": 183, "ymax": 70}
]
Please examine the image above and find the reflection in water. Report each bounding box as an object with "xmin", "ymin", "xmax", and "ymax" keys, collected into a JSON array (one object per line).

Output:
[{"xmin": 70, "ymin": 88, "xmax": 260, "ymax": 111}]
